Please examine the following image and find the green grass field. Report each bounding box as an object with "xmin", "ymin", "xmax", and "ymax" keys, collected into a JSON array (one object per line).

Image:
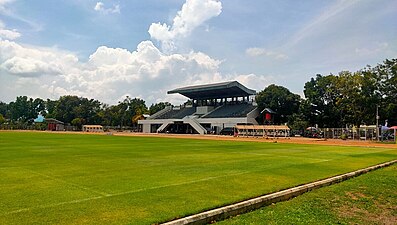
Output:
[
  {"xmin": 0, "ymin": 131, "xmax": 396, "ymax": 224},
  {"xmin": 218, "ymin": 164, "xmax": 397, "ymax": 225}
]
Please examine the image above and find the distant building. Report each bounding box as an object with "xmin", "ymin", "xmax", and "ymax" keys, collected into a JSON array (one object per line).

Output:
[
  {"xmin": 83, "ymin": 125, "xmax": 104, "ymax": 132},
  {"xmin": 45, "ymin": 118, "xmax": 64, "ymax": 131},
  {"xmin": 138, "ymin": 81, "xmax": 260, "ymax": 134}
]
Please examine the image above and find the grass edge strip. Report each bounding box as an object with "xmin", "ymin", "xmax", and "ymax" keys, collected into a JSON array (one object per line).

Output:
[{"xmin": 160, "ymin": 159, "xmax": 397, "ymax": 225}]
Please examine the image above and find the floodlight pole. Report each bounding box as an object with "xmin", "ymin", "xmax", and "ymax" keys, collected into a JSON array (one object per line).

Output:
[{"xmin": 376, "ymin": 105, "xmax": 379, "ymax": 141}]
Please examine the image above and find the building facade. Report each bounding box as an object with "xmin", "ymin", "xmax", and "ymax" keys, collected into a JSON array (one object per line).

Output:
[{"xmin": 138, "ymin": 81, "xmax": 260, "ymax": 134}]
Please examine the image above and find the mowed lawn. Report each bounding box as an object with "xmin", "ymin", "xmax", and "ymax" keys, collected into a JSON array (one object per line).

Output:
[
  {"xmin": 218, "ymin": 164, "xmax": 397, "ymax": 225},
  {"xmin": 0, "ymin": 132, "xmax": 396, "ymax": 224}
]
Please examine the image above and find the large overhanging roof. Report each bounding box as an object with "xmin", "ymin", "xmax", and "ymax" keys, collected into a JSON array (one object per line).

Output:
[{"xmin": 167, "ymin": 81, "xmax": 256, "ymax": 100}]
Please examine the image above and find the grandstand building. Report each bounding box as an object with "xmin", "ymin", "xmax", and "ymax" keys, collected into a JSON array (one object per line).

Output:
[{"xmin": 138, "ymin": 81, "xmax": 260, "ymax": 134}]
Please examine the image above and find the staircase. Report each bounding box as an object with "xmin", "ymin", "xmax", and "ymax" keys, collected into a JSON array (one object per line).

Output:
[
  {"xmin": 183, "ymin": 117, "xmax": 207, "ymax": 135},
  {"xmin": 156, "ymin": 121, "xmax": 173, "ymax": 133}
]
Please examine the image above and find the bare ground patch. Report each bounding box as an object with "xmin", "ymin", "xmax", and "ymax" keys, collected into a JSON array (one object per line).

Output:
[{"xmin": 338, "ymin": 192, "xmax": 397, "ymax": 225}]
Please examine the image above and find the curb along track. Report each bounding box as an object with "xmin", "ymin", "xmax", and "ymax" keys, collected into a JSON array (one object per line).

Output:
[{"xmin": 161, "ymin": 159, "xmax": 397, "ymax": 225}]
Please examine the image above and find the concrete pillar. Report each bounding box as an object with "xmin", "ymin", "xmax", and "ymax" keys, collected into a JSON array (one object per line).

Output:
[{"xmin": 142, "ymin": 124, "xmax": 150, "ymax": 133}]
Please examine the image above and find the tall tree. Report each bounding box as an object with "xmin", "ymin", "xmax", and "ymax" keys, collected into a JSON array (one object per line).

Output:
[
  {"xmin": 118, "ymin": 96, "xmax": 148, "ymax": 127},
  {"xmin": 256, "ymin": 84, "xmax": 301, "ymax": 124},
  {"xmin": 53, "ymin": 95, "xmax": 103, "ymax": 125},
  {"xmin": 0, "ymin": 102, "xmax": 8, "ymax": 119},
  {"xmin": 374, "ymin": 58, "xmax": 397, "ymax": 125},
  {"xmin": 0, "ymin": 114, "xmax": 5, "ymax": 124},
  {"xmin": 72, "ymin": 98, "xmax": 102, "ymax": 125},
  {"xmin": 45, "ymin": 99, "xmax": 58, "ymax": 118},
  {"xmin": 32, "ymin": 98, "xmax": 46, "ymax": 117},
  {"xmin": 101, "ymin": 104, "xmax": 123, "ymax": 126},
  {"xmin": 358, "ymin": 67, "xmax": 382, "ymax": 125},
  {"xmin": 53, "ymin": 96, "xmax": 82, "ymax": 123},
  {"xmin": 8, "ymin": 96, "xmax": 38, "ymax": 122},
  {"xmin": 303, "ymin": 59, "xmax": 396, "ymax": 127},
  {"xmin": 303, "ymin": 74, "xmax": 342, "ymax": 127},
  {"xmin": 335, "ymin": 71, "xmax": 364, "ymax": 126}
]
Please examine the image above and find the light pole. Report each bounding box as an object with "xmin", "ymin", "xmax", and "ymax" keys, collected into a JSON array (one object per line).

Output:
[{"xmin": 376, "ymin": 105, "xmax": 379, "ymax": 141}]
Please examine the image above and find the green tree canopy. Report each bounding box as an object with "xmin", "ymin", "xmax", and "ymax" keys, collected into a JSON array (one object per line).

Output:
[
  {"xmin": 0, "ymin": 114, "xmax": 5, "ymax": 124},
  {"xmin": 0, "ymin": 102, "xmax": 7, "ymax": 117},
  {"xmin": 256, "ymin": 84, "xmax": 301, "ymax": 124},
  {"xmin": 53, "ymin": 96, "xmax": 102, "ymax": 124},
  {"xmin": 303, "ymin": 74, "xmax": 342, "ymax": 127},
  {"xmin": 7, "ymin": 96, "xmax": 45, "ymax": 122},
  {"xmin": 303, "ymin": 59, "xmax": 396, "ymax": 127},
  {"xmin": 118, "ymin": 96, "xmax": 148, "ymax": 127}
]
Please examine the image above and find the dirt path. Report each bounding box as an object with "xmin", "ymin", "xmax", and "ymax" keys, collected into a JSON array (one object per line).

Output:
[
  {"xmin": 113, "ymin": 132, "xmax": 397, "ymax": 148},
  {"xmin": 1, "ymin": 130, "xmax": 395, "ymax": 148}
]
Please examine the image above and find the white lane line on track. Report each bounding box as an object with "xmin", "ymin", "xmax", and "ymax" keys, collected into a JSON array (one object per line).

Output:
[
  {"xmin": 3, "ymin": 196, "xmax": 105, "ymax": 215},
  {"xmin": 274, "ymin": 155, "xmax": 332, "ymax": 162},
  {"xmin": 3, "ymin": 171, "xmax": 253, "ymax": 215},
  {"xmin": 3, "ymin": 157, "xmax": 335, "ymax": 216},
  {"xmin": 0, "ymin": 167, "xmax": 22, "ymax": 170},
  {"xmin": 226, "ymin": 152, "xmax": 272, "ymax": 156},
  {"xmin": 224, "ymin": 152, "xmax": 331, "ymax": 163},
  {"xmin": 22, "ymin": 168, "xmax": 109, "ymax": 197}
]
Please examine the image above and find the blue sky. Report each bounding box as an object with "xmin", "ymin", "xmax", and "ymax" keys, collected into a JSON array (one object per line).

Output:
[{"xmin": 0, "ymin": 0, "xmax": 396, "ymax": 104}]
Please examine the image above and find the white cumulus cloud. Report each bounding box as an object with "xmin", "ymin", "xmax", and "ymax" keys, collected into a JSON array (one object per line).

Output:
[
  {"xmin": 2, "ymin": 56, "xmax": 62, "ymax": 76},
  {"xmin": 0, "ymin": 20, "xmax": 21, "ymax": 40},
  {"xmin": 148, "ymin": 0, "xmax": 222, "ymax": 52},
  {"xmin": 246, "ymin": 47, "xmax": 288, "ymax": 60},
  {"xmin": 233, "ymin": 73, "xmax": 274, "ymax": 92},
  {"xmin": 0, "ymin": 0, "xmax": 14, "ymax": 11},
  {"xmin": 0, "ymin": 28, "xmax": 21, "ymax": 40},
  {"xmin": 0, "ymin": 40, "xmax": 77, "ymax": 77},
  {"xmin": 0, "ymin": 0, "xmax": 274, "ymax": 105},
  {"xmin": 0, "ymin": 37, "xmax": 273, "ymax": 104},
  {"xmin": 0, "ymin": 39, "xmax": 227, "ymax": 104},
  {"xmin": 94, "ymin": 1, "xmax": 120, "ymax": 14}
]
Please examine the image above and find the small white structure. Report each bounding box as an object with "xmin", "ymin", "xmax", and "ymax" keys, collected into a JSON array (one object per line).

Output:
[
  {"xmin": 235, "ymin": 125, "xmax": 290, "ymax": 138},
  {"xmin": 83, "ymin": 125, "xmax": 104, "ymax": 132}
]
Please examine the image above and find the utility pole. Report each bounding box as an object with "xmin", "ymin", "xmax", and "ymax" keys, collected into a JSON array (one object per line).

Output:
[{"xmin": 376, "ymin": 105, "xmax": 379, "ymax": 141}]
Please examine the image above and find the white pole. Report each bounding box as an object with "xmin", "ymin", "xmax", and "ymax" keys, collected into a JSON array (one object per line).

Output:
[{"xmin": 376, "ymin": 105, "xmax": 379, "ymax": 141}]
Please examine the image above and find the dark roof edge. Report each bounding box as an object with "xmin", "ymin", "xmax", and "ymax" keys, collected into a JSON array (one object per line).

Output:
[
  {"xmin": 167, "ymin": 81, "xmax": 256, "ymax": 95},
  {"xmin": 261, "ymin": 108, "xmax": 276, "ymax": 114},
  {"xmin": 232, "ymin": 81, "xmax": 256, "ymax": 95},
  {"xmin": 44, "ymin": 118, "xmax": 64, "ymax": 124}
]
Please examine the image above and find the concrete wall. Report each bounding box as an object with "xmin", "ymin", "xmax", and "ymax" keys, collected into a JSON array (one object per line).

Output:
[
  {"xmin": 196, "ymin": 106, "xmax": 214, "ymax": 115},
  {"xmin": 142, "ymin": 124, "xmax": 150, "ymax": 133},
  {"xmin": 138, "ymin": 107, "xmax": 259, "ymax": 134}
]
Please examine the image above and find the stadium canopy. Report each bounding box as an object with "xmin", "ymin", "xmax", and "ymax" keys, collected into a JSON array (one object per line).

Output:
[{"xmin": 167, "ymin": 81, "xmax": 256, "ymax": 100}]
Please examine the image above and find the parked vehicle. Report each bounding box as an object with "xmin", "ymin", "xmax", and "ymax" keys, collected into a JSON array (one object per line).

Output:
[{"xmin": 220, "ymin": 127, "xmax": 234, "ymax": 135}]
